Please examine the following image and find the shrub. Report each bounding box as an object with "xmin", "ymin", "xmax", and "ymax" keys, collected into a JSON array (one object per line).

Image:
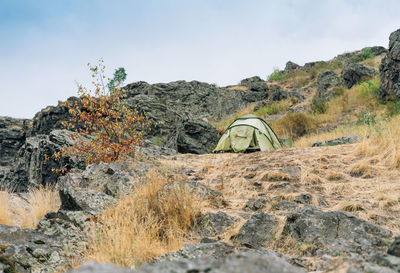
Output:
[
  {"xmin": 274, "ymin": 113, "xmax": 313, "ymax": 138},
  {"xmin": 363, "ymin": 48, "xmax": 373, "ymax": 59},
  {"xmin": 360, "ymin": 79, "xmax": 379, "ymax": 99},
  {"xmin": 60, "ymin": 61, "xmax": 149, "ymax": 167},
  {"xmin": 268, "ymin": 69, "xmax": 286, "ymax": 82},
  {"xmin": 386, "ymin": 101, "xmax": 400, "ymax": 117},
  {"xmin": 255, "ymin": 99, "xmax": 291, "ymax": 116},
  {"xmin": 357, "ymin": 111, "xmax": 376, "ymax": 125},
  {"xmin": 311, "ymin": 99, "xmax": 328, "ymax": 114}
]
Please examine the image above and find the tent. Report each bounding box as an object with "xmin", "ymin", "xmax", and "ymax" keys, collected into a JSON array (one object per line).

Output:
[{"xmin": 213, "ymin": 114, "xmax": 281, "ymax": 153}]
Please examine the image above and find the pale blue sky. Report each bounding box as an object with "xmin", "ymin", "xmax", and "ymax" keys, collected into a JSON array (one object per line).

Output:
[{"xmin": 1, "ymin": 0, "xmax": 399, "ymax": 118}]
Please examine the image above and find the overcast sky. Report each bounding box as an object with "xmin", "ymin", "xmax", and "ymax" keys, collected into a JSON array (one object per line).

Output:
[{"xmin": 1, "ymin": 0, "xmax": 399, "ymax": 118}]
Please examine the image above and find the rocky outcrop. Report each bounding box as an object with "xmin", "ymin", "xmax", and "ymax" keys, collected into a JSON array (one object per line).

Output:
[
  {"xmin": 123, "ymin": 80, "xmax": 270, "ymax": 153},
  {"xmin": 58, "ymin": 161, "xmax": 147, "ymax": 197},
  {"xmin": 313, "ymin": 70, "xmax": 341, "ymax": 101},
  {"xmin": 341, "ymin": 63, "xmax": 377, "ymax": 88},
  {"xmin": 28, "ymin": 97, "xmax": 78, "ymax": 137},
  {"xmin": 1, "ymin": 130, "xmax": 85, "ymax": 192},
  {"xmin": 59, "ymin": 186, "xmax": 116, "ymax": 215},
  {"xmin": 284, "ymin": 61, "xmax": 300, "ymax": 73},
  {"xmin": 197, "ymin": 212, "xmax": 237, "ymax": 236},
  {"xmin": 380, "ymin": 29, "xmax": 400, "ymax": 101},
  {"xmin": 0, "ymin": 224, "xmax": 70, "ymax": 273},
  {"xmin": 282, "ymin": 206, "xmax": 392, "ymax": 256},
  {"xmin": 240, "ymin": 76, "xmax": 269, "ymax": 93},
  {"xmin": 335, "ymin": 46, "xmax": 387, "ymax": 63},
  {"xmin": 71, "ymin": 250, "xmax": 305, "ymax": 273},
  {"xmin": 233, "ymin": 212, "xmax": 278, "ymax": 248},
  {"xmin": 0, "ymin": 117, "xmax": 30, "ymax": 167}
]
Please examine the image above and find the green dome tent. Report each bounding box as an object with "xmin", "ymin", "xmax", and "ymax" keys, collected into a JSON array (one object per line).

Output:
[{"xmin": 213, "ymin": 114, "xmax": 281, "ymax": 153}]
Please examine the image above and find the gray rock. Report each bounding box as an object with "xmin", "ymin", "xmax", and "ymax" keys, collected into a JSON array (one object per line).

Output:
[
  {"xmin": 272, "ymin": 200, "xmax": 298, "ymax": 211},
  {"xmin": 156, "ymin": 241, "xmax": 238, "ymax": 262},
  {"xmin": 70, "ymin": 249, "xmax": 305, "ymax": 273},
  {"xmin": 370, "ymin": 253, "xmax": 400, "ymax": 272},
  {"xmin": 0, "ymin": 224, "xmax": 69, "ymax": 273},
  {"xmin": 28, "ymin": 97, "xmax": 79, "ymax": 137},
  {"xmin": 294, "ymin": 193, "xmax": 312, "ymax": 204},
  {"xmin": 302, "ymin": 61, "xmax": 326, "ymax": 72},
  {"xmin": 314, "ymin": 70, "xmax": 341, "ymax": 101},
  {"xmin": 312, "ymin": 136, "xmax": 359, "ymax": 147},
  {"xmin": 380, "ymin": 28, "xmax": 400, "ymax": 101},
  {"xmin": 269, "ymin": 85, "xmax": 288, "ymax": 102},
  {"xmin": 341, "ymin": 62, "xmax": 377, "ymax": 89},
  {"xmin": 388, "ymin": 236, "xmax": 400, "ymax": 257},
  {"xmin": 0, "ymin": 116, "xmax": 29, "ymax": 167},
  {"xmin": 59, "ymin": 185, "xmax": 116, "ymax": 215},
  {"xmin": 280, "ymin": 166, "xmax": 301, "ymax": 180},
  {"xmin": 245, "ymin": 198, "xmax": 267, "ymax": 211},
  {"xmin": 198, "ymin": 212, "xmax": 237, "ymax": 236},
  {"xmin": 240, "ymin": 76, "xmax": 269, "ymax": 92},
  {"xmin": 67, "ymin": 262, "xmax": 132, "ymax": 273},
  {"xmin": 1, "ymin": 129, "xmax": 86, "ymax": 192},
  {"xmin": 282, "ymin": 206, "xmax": 392, "ymax": 256},
  {"xmin": 284, "ymin": 61, "xmax": 300, "ymax": 72},
  {"xmin": 37, "ymin": 210, "xmax": 92, "ymax": 261},
  {"xmin": 233, "ymin": 212, "xmax": 278, "ymax": 248},
  {"xmin": 59, "ymin": 161, "xmax": 145, "ymax": 197}
]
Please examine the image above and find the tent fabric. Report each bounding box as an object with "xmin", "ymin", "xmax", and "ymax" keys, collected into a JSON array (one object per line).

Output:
[{"xmin": 213, "ymin": 114, "xmax": 281, "ymax": 153}]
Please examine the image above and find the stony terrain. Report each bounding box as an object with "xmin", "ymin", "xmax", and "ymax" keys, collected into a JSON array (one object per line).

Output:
[{"xmin": 1, "ymin": 28, "xmax": 400, "ymax": 273}]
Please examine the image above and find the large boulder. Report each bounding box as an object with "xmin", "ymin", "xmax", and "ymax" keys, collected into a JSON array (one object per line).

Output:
[
  {"xmin": 341, "ymin": 63, "xmax": 377, "ymax": 88},
  {"xmin": 240, "ymin": 76, "xmax": 269, "ymax": 93},
  {"xmin": 58, "ymin": 160, "xmax": 149, "ymax": 197},
  {"xmin": 0, "ymin": 116, "xmax": 30, "ymax": 167},
  {"xmin": 282, "ymin": 206, "xmax": 392, "ymax": 256},
  {"xmin": 1, "ymin": 130, "xmax": 85, "ymax": 191},
  {"xmin": 284, "ymin": 61, "xmax": 300, "ymax": 73},
  {"xmin": 28, "ymin": 97, "xmax": 78, "ymax": 136},
  {"xmin": 233, "ymin": 212, "xmax": 278, "ymax": 248},
  {"xmin": 313, "ymin": 70, "xmax": 341, "ymax": 101},
  {"xmin": 197, "ymin": 212, "xmax": 238, "ymax": 236},
  {"xmin": 0, "ymin": 224, "xmax": 69, "ymax": 273},
  {"xmin": 380, "ymin": 28, "xmax": 400, "ymax": 101},
  {"xmin": 59, "ymin": 185, "xmax": 116, "ymax": 215},
  {"xmin": 124, "ymin": 92, "xmax": 220, "ymax": 154},
  {"xmin": 70, "ymin": 250, "xmax": 305, "ymax": 273}
]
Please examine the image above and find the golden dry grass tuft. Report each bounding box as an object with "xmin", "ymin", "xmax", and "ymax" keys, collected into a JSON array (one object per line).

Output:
[
  {"xmin": 260, "ymin": 170, "xmax": 290, "ymax": 181},
  {"xmin": 19, "ymin": 185, "xmax": 60, "ymax": 228},
  {"xmin": 357, "ymin": 115, "xmax": 400, "ymax": 170},
  {"xmin": 0, "ymin": 185, "xmax": 59, "ymax": 228},
  {"xmin": 0, "ymin": 190, "xmax": 12, "ymax": 226},
  {"xmin": 85, "ymin": 169, "xmax": 201, "ymax": 268}
]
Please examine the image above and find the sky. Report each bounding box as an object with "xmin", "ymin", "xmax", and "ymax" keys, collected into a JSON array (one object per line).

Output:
[{"xmin": 0, "ymin": 0, "xmax": 399, "ymax": 118}]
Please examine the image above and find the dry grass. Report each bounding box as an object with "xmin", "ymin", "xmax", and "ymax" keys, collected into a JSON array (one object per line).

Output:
[
  {"xmin": 294, "ymin": 124, "xmax": 368, "ymax": 148},
  {"xmin": 0, "ymin": 185, "xmax": 59, "ymax": 228},
  {"xmin": 19, "ymin": 185, "xmax": 60, "ymax": 228},
  {"xmin": 226, "ymin": 85, "xmax": 249, "ymax": 91},
  {"xmin": 0, "ymin": 190, "xmax": 12, "ymax": 226},
  {"xmin": 85, "ymin": 169, "xmax": 201, "ymax": 269},
  {"xmin": 357, "ymin": 115, "xmax": 400, "ymax": 170}
]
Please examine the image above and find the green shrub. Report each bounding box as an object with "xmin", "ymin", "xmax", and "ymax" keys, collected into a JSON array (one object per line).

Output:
[
  {"xmin": 363, "ymin": 48, "xmax": 373, "ymax": 59},
  {"xmin": 386, "ymin": 101, "xmax": 400, "ymax": 117},
  {"xmin": 255, "ymin": 101, "xmax": 290, "ymax": 116},
  {"xmin": 359, "ymin": 78, "xmax": 379, "ymax": 100},
  {"xmin": 357, "ymin": 111, "xmax": 376, "ymax": 125},
  {"xmin": 311, "ymin": 99, "xmax": 328, "ymax": 114},
  {"xmin": 268, "ymin": 69, "xmax": 286, "ymax": 82}
]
